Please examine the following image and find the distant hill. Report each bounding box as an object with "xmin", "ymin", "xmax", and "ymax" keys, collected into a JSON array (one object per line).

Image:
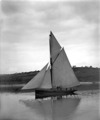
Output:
[
  {"xmin": 0, "ymin": 71, "xmax": 39, "ymax": 84},
  {"xmin": 73, "ymin": 67, "xmax": 99, "ymax": 83},
  {"xmin": 0, "ymin": 67, "xmax": 99, "ymax": 85}
]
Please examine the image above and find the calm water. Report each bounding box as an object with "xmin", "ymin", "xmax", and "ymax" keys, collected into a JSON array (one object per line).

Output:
[{"xmin": 0, "ymin": 92, "xmax": 99, "ymax": 120}]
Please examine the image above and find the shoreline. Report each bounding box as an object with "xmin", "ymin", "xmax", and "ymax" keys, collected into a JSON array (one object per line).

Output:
[{"xmin": 0, "ymin": 83, "xmax": 99, "ymax": 93}]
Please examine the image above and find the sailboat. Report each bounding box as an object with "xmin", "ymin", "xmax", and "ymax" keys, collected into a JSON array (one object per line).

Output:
[{"xmin": 21, "ymin": 32, "xmax": 80, "ymax": 99}]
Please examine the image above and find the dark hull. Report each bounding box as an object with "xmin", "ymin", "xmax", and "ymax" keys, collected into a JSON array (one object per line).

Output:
[{"xmin": 35, "ymin": 89, "xmax": 77, "ymax": 99}]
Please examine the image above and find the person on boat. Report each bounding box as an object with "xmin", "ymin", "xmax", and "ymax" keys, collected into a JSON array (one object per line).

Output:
[{"xmin": 57, "ymin": 86, "xmax": 62, "ymax": 91}]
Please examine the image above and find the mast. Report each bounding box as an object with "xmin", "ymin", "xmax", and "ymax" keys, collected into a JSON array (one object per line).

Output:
[
  {"xmin": 49, "ymin": 31, "xmax": 53, "ymax": 88},
  {"xmin": 49, "ymin": 31, "xmax": 62, "ymax": 88}
]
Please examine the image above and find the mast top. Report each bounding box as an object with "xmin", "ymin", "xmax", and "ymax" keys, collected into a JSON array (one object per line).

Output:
[
  {"xmin": 50, "ymin": 31, "xmax": 53, "ymax": 37},
  {"xmin": 50, "ymin": 31, "xmax": 52, "ymax": 34}
]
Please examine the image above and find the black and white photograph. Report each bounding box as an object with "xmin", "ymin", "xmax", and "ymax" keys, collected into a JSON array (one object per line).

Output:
[{"xmin": 0, "ymin": 0, "xmax": 99, "ymax": 120}]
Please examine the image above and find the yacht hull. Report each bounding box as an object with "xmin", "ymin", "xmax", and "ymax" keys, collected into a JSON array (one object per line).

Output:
[{"xmin": 35, "ymin": 89, "xmax": 77, "ymax": 99}]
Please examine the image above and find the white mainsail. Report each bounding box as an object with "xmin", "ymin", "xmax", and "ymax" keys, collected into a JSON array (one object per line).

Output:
[
  {"xmin": 22, "ymin": 64, "xmax": 48, "ymax": 90},
  {"xmin": 49, "ymin": 31, "xmax": 61, "ymax": 63},
  {"xmin": 52, "ymin": 48, "xmax": 80, "ymax": 88},
  {"xmin": 40, "ymin": 66, "xmax": 52, "ymax": 89}
]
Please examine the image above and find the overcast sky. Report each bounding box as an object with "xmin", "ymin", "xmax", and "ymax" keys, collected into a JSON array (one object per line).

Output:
[{"xmin": 0, "ymin": 0, "xmax": 99, "ymax": 74}]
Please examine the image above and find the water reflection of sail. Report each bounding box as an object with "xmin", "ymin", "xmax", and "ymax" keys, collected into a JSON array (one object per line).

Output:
[{"xmin": 21, "ymin": 98, "xmax": 80, "ymax": 120}]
